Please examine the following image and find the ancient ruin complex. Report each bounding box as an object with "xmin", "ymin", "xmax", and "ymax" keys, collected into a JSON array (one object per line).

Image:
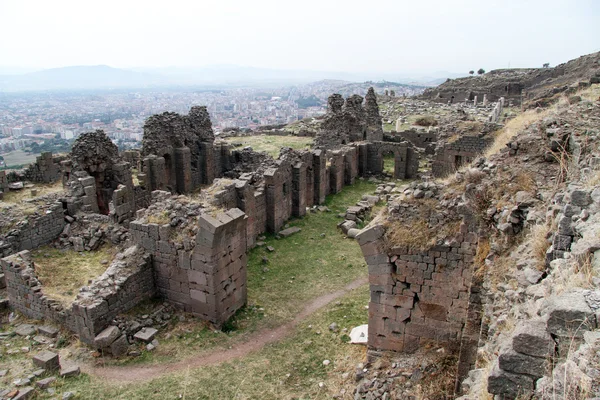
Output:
[{"xmin": 2, "ymin": 54, "xmax": 600, "ymax": 399}]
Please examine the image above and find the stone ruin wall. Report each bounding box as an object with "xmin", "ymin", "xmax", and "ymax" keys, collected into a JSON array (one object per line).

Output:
[
  {"xmin": 357, "ymin": 224, "xmax": 479, "ymax": 354},
  {"xmin": 129, "ymin": 207, "xmax": 246, "ymax": 327},
  {"xmin": 384, "ymin": 131, "xmax": 437, "ymax": 155},
  {"xmin": 0, "ymin": 152, "xmax": 64, "ymax": 191},
  {"xmin": 1, "ymin": 98, "xmax": 421, "ymax": 343},
  {"xmin": 1, "ymin": 248, "xmax": 155, "ymax": 345},
  {"xmin": 432, "ymin": 135, "xmax": 494, "ymax": 178},
  {"xmin": 0, "ymin": 202, "xmax": 65, "ymax": 259}
]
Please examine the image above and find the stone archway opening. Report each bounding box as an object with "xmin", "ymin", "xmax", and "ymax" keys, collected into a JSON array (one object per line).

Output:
[{"xmin": 382, "ymin": 149, "xmax": 395, "ymax": 176}]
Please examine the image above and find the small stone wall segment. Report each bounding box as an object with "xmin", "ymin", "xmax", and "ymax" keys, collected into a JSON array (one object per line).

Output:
[
  {"xmin": 343, "ymin": 147, "xmax": 359, "ymax": 186},
  {"xmin": 1, "ymin": 247, "xmax": 155, "ymax": 345},
  {"xmin": 432, "ymin": 136, "xmax": 493, "ymax": 178},
  {"xmin": 0, "ymin": 202, "xmax": 66, "ymax": 258},
  {"xmin": 192, "ymin": 208, "xmax": 247, "ymax": 326},
  {"xmin": 365, "ymin": 142, "xmax": 419, "ymax": 179},
  {"xmin": 142, "ymin": 156, "xmax": 168, "ymax": 192},
  {"xmin": 489, "ymin": 97, "xmax": 505, "ymax": 123},
  {"xmin": 199, "ymin": 142, "xmax": 216, "ymax": 185},
  {"xmin": 387, "ymin": 131, "xmax": 437, "ymax": 155},
  {"xmin": 313, "ymin": 150, "xmax": 327, "ymax": 205},
  {"xmin": 328, "ymin": 150, "xmax": 344, "ymax": 194},
  {"xmin": 265, "ymin": 162, "xmax": 293, "ymax": 233},
  {"xmin": 23, "ymin": 152, "xmax": 63, "ymax": 183},
  {"xmin": 292, "ymin": 162, "xmax": 307, "ymax": 218},
  {"xmin": 357, "ymin": 224, "xmax": 477, "ymax": 353}
]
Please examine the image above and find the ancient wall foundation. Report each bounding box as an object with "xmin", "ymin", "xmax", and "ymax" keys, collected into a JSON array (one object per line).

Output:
[{"xmin": 1, "ymin": 247, "xmax": 155, "ymax": 345}]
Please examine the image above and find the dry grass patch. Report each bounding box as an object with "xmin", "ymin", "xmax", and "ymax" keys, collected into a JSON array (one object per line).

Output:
[
  {"xmin": 32, "ymin": 245, "xmax": 116, "ymax": 305},
  {"xmin": 1, "ymin": 181, "xmax": 64, "ymax": 206},
  {"xmin": 383, "ymin": 198, "xmax": 461, "ymax": 252},
  {"xmin": 147, "ymin": 210, "xmax": 170, "ymax": 225},
  {"xmin": 223, "ymin": 135, "xmax": 313, "ymax": 158},
  {"xmin": 530, "ymin": 223, "xmax": 552, "ymax": 271},
  {"xmin": 485, "ymin": 108, "xmax": 552, "ymax": 158}
]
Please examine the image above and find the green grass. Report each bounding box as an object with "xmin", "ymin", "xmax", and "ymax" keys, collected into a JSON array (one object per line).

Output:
[
  {"xmin": 37, "ymin": 285, "xmax": 370, "ymax": 400},
  {"xmin": 98, "ymin": 179, "xmax": 377, "ymax": 368},
  {"xmin": 26, "ymin": 180, "xmax": 380, "ymax": 399},
  {"xmin": 223, "ymin": 135, "xmax": 313, "ymax": 158},
  {"xmin": 383, "ymin": 154, "xmax": 395, "ymax": 174}
]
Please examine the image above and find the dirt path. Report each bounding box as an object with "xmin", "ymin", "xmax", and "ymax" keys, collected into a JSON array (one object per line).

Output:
[{"xmin": 83, "ymin": 276, "xmax": 368, "ymax": 383}]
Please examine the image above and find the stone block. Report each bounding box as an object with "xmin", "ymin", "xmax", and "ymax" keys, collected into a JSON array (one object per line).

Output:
[
  {"xmin": 279, "ymin": 226, "xmax": 301, "ymax": 237},
  {"xmin": 546, "ymin": 291, "xmax": 596, "ymax": 337},
  {"xmin": 36, "ymin": 377, "xmax": 56, "ymax": 389},
  {"xmin": 498, "ymin": 348, "xmax": 547, "ymax": 378},
  {"xmin": 37, "ymin": 325, "xmax": 59, "ymax": 338},
  {"xmin": 94, "ymin": 325, "xmax": 121, "ymax": 348},
  {"xmin": 13, "ymin": 387, "xmax": 35, "ymax": 400},
  {"xmin": 32, "ymin": 351, "xmax": 60, "ymax": 371},
  {"xmin": 488, "ymin": 360, "xmax": 534, "ymax": 399},
  {"xmin": 133, "ymin": 327, "xmax": 158, "ymax": 343},
  {"xmin": 60, "ymin": 365, "xmax": 81, "ymax": 378},
  {"xmin": 109, "ymin": 334, "xmax": 129, "ymax": 357},
  {"xmin": 15, "ymin": 324, "xmax": 37, "ymax": 336},
  {"xmin": 511, "ymin": 320, "xmax": 554, "ymax": 357}
]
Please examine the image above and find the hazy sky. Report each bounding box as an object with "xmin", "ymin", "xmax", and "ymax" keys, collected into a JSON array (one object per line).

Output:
[{"xmin": 1, "ymin": 0, "xmax": 598, "ymax": 74}]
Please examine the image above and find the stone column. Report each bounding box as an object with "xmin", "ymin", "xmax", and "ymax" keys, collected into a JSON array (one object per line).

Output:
[
  {"xmin": 191, "ymin": 208, "xmax": 247, "ymax": 327},
  {"xmin": 174, "ymin": 147, "xmax": 192, "ymax": 194},
  {"xmin": 292, "ymin": 162, "xmax": 307, "ymax": 218},
  {"xmin": 312, "ymin": 150, "xmax": 327, "ymax": 205}
]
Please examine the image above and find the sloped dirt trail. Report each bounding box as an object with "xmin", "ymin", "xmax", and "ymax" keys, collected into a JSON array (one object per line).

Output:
[{"xmin": 83, "ymin": 276, "xmax": 368, "ymax": 383}]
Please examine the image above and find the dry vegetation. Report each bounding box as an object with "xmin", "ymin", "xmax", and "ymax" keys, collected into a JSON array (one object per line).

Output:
[
  {"xmin": 32, "ymin": 245, "xmax": 116, "ymax": 305},
  {"xmin": 383, "ymin": 198, "xmax": 461, "ymax": 252},
  {"xmin": 223, "ymin": 134, "xmax": 313, "ymax": 158}
]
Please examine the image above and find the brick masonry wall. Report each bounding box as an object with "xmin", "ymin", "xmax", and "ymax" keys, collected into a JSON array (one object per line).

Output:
[
  {"xmin": 357, "ymin": 224, "xmax": 478, "ymax": 353},
  {"xmin": 1, "ymin": 248, "xmax": 155, "ymax": 345},
  {"xmin": 0, "ymin": 202, "xmax": 65, "ymax": 258},
  {"xmin": 432, "ymin": 136, "xmax": 493, "ymax": 178}
]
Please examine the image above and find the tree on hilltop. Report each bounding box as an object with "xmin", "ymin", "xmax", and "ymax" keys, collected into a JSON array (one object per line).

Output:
[
  {"xmin": 469, "ymin": 70, "xmax": 474, "ymax": 75},
  {"xmin": 477, "ymin": 68, "xmax": 485, "ymax": 75},
  {"xmin": 543, "ymin": 63, "xmax": 550, "ymax": 68}
]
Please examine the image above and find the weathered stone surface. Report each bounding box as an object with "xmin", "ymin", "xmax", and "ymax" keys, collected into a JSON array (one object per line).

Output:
[
  {"xmin": 498, "ymin": 348, "xmax": 547, "ymax": 378},
  {"xmin": 488, "ymin": 361, "xmax": 534, "ymax": 399},
  {"xmin": 32, "ymin": 351, "xmax": 60, "ymax": 371},
  {"xmin": 15, "ymin": 324, "xmax": 37, "ymax": 336},
  {"xmin": 37, "ymin": 325, "xmax": 59, "ymax": 338},
  {"xmin": 278, "ymin": 227, "xmax": 301, "ymax": 238},
  {"xmin": 511, "ymin": 320, "xmax": 554, "ymax": 357},
  {"xmin": 133, "ymin": 327, "xmax": 158, "ymax": 343},
  {"xmin": 94, "ymin": 325, "xmax": 121, "ymax": 348},
  {"xmin": 13, "ymin": 387, "xmax": 35, "ymax": 400},
  {"xmin": 60, "ymin": 365, "xmax": 81, "ymax": 378},
  {"xmin": 109, "ymin": 334, "xmax": 129, "ymax": 357},
  {"xmin": 546, "ymin": 291, "xmax": 596, "ymax": 336},
  {"xmin": 36, "ymin": 377, "xmax": 56, "ymax": 389}
]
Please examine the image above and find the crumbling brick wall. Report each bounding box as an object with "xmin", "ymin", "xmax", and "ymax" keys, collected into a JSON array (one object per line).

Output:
[
  {"xmin": 385, "ymin": 131, "xmax": 437, "ymax": 155},
  {"xmin": 432, "ymin": 136, "xmax": 493, "ymax": 178},
  {"xmin": 0, "ymin": 202, "xmax": 65, "ymax": 258},
  {"xmin": 23, "ymin": 152, "xmax": 64, "ymax": 183},
  {"xmin": 1, "ymin": 247, "xmax": 155, "ymax": 345},
  {"xmin": 357, "ymin": 224, "xmax": 478, "ymax": 353},
  {"xmin": 130, "ymin": 207, "xmax": 247, "ymax": 327}
]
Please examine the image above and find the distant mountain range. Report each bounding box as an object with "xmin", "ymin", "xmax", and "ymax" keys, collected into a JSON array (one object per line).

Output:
[{"xmin": 0, "ymin": 65, "xmax": 465, "ymax": 92}]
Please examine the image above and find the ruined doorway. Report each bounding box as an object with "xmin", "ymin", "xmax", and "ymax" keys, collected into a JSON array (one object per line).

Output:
[
  {"xmin": 90, "ymin": 171, "xmax": 110, "ymax": 215},
  {"xmin": 454, "ymin": 155, "xmax": 463, "ymax": 170},
  {"xmin": 382, "ymin": 150, "xmax": 395, "ymax": 176}
]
